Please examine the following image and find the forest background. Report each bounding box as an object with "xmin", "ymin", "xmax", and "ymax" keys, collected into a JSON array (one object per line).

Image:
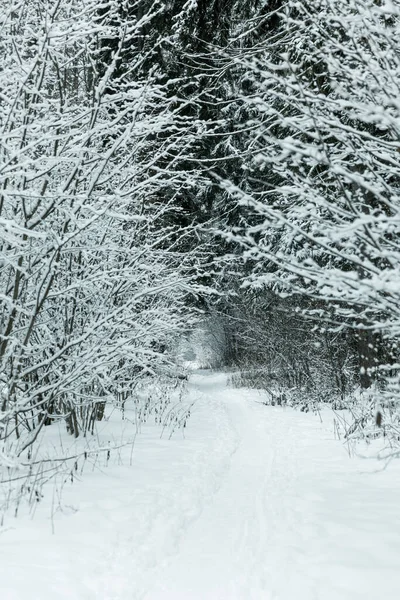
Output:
[{"xmin": 1, "ymin": 0, "xmax": 400, "ymax": 507}]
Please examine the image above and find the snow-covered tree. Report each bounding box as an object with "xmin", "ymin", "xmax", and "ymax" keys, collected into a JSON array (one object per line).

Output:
[
  {"xmin": 0, "ymin": 0, "xmax": 197, "ymax": 480},
  {"xmin": 220, "ymin": 0, "xmax": 400, "ymax": 433}
]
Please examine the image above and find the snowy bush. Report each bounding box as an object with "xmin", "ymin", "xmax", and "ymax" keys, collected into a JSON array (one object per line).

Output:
[
  {"xmin": 0, "ymin": 0, "xmax": 197, "ymax": 504},
  {"xmin": 219, "ymin": 0, "xmax": 400, "ymax": 442}
]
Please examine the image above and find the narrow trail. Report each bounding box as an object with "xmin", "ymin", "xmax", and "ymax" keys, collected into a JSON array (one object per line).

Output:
[
  {"xmin": 1, "ymin": 371, "xmax": 399, "ymax": 600},
  {"xmin": 147, "ymin": 372, "xmax": 295, "ymax": 599}
]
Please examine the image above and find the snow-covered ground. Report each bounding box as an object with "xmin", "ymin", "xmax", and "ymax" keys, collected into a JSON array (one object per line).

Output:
[{"xmin": 1, "ymin": 371, "xmax": 400, "ymax": 599}]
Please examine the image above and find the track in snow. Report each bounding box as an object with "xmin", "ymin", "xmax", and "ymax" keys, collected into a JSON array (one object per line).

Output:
[{"xmin": 147, "ymin": 371, "xmax": 299, "ymax": 599}]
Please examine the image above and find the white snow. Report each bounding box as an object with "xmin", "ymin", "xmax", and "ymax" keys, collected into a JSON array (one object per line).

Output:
[{"xmin": 1, "ymin": 371, "xmax": 400, "ymax": 599}]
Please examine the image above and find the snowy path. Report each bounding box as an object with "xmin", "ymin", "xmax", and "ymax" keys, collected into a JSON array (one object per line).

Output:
[{"xmin": 1, "ymin": 371, "xmax": 400, "ymax": 599}]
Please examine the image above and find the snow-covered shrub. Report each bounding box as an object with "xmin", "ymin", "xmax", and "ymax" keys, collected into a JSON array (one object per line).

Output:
[
  {"xmin": 220, "ymin": 0, "xmax": 400, "ymax": 443},
  {"xmin": 0, "ymin": 0, "xmax": 196, "ymax": 503}
]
